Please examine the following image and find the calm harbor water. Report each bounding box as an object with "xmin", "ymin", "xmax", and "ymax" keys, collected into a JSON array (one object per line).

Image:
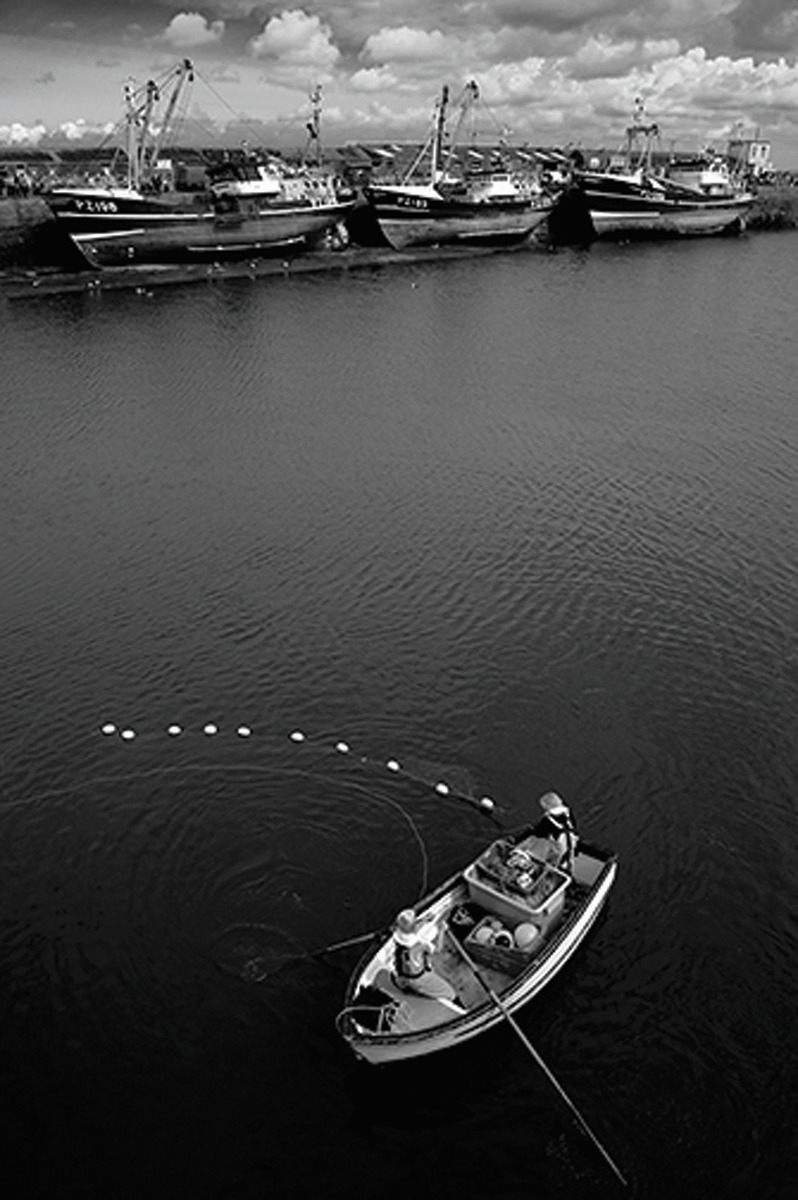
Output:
[{"xmin": 2, "ymin": 232, "xmax": 798, "ymax": 1199}]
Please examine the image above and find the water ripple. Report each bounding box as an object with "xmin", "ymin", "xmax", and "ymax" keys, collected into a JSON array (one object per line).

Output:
[{"xmin": 3, "ymin": 234, "xmax": 798, "ymax": 1197}]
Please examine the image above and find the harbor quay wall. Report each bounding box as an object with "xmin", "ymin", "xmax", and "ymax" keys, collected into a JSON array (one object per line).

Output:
[{"xmin": 0, "ymin": 197, "xmax": 86, "ymax": 269}]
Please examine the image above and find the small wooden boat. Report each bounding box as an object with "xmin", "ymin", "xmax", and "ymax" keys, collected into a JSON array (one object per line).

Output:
[{"xmin": 337, "ymin": 820, "xmax": 617, "ymax": 1063}]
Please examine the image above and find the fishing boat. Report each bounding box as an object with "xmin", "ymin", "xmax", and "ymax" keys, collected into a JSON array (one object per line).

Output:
[
  {"xmin": 362, "ymin": 82, "xmax": 554, "ymax": 250},
  {"xmin": 46, "ymin": 62, "xmax": 354, "ymax": 266},
  {"xmin": 66, "ymin": 159, "xmax": 355, "ymax": 268},
  {"xmin": 337, "ymin": 818, "xmax": 617, "ymax": 1063},
  {"xmin": 575, "ymin": 99, "xmax": 754, "ymax": 239}
]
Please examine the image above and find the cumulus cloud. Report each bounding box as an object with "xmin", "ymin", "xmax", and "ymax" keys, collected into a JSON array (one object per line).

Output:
[
  {"xmin": 57, "ymin": 118, "xmax": 117, "ymax": 141},
  {"xmin": 5, "ymin": 1, "xmax": 798, "ymax": 157},
  {"xmin": 361, "ymin": 26, "xmax": 449, "ymax": 64},
  {"xmin": 161, "ymin": 12, "xmax": 225, "ymax": 49},
  {"xmin": 570, "ymin": 35, "xmax": 682, "ymax": 80},
  {"xmin": 0, "ymin": 121, "xmax": 48, "ymax": 145},
  {"xmin": 650, "ymin": 46, "xmax": 798, "ymax": 118},
  {"xmin": 249, "ymin": 9, "xmax": 340, "ymax": 70},
  {"xmin": 425, "ymin": 39, "xmax": 798, "ymax": 149},
  {"xmin": 320, "ymin": 96, "xmax": 436, "ymax": 138},
  {"xmin": 350, "ymin": 66, "xmax": 400, "ymax": 93}
]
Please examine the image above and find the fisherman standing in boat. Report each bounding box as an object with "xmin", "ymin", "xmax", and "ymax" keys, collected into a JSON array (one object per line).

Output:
[
  {"xmin": 392, "ymin": 909, "xmax": 459, "ymax": 1003},
  {"xmin": 530, "ymin": 792, "xmax": 578, "ymax": 871}
]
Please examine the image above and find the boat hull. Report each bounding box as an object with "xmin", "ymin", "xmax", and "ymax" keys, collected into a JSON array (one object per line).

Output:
[
  {"xmin": 364, "ymin": 185, "xmax": 553, "ymax": 250},
  {"xmin": 339, "ymin": 830, "xmax": 617, "ymax": 1064},
  {"xmin": 578, "ymin": 173, "xmax": 754, "ymax": 238},
  {"xmin": 68, "ymin": 201, "xmax": 355, "ymax": 266},
  {"xmin": 46, "ymin": 186, "xmax": 210, "ymax": 231}
]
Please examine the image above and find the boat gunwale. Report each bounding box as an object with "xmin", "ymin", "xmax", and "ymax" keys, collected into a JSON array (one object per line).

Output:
[{"xmin": 339, "ymin": 828, "xmax": 617, "ymax": 1054}]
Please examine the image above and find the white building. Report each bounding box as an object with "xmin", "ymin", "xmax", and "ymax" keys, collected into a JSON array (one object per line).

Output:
[{"xmin": 727, "ymin": 135, "xmax": 773, "ymax": 178}]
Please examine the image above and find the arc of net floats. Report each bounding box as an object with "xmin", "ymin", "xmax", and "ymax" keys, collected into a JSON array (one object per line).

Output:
[
  {"xmin": 288, "ymin": 729, "xmax": 498, "ymax": 814},
  {"xmin": 100, "ymin": 721, "xmax": 254, "ymax": 739},
  {"xmin": 97, "ymin": 722, "xmax": 497, "ymax": 815}
]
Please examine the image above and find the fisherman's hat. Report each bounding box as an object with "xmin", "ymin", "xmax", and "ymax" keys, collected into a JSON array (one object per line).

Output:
[
  {"xmin": 393, "ymin": 908, "xmax": 418, "ymax": 946},
  {"xmin": 539, "ymin": 791, "xmax": 569, "ymax": 815}
]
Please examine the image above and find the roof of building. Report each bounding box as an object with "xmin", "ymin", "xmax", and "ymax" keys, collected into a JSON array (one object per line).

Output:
[{"xmin": 0, "ymin": 148, "xmax": 59, "ymax": 164}]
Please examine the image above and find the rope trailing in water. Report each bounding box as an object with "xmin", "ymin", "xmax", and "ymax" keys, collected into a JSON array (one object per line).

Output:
[
  {"xmin": 241, "ymin": 927, "xmax": 382, "ymax": 984},
  {"xmin": 93, "ymin": 721, "xmax": 436, "ymax": 898},
  {"xmin": 87, "ymin": 718, "xmax": 513, "ymax": 921},
  {"xmin": 447, "ymin": 930, "xmax": 630, "ymax": 1190}
]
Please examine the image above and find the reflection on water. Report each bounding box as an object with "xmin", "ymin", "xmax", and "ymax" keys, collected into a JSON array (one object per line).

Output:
[{"xmin": 2, "ymin": 233, "xmax": 798, "ymax": 1197}]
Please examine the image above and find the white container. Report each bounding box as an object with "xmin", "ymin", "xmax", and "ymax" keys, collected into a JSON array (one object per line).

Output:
[{"xmin": 464, "ymin": 860, "xmax": 570, "ymax": 925}]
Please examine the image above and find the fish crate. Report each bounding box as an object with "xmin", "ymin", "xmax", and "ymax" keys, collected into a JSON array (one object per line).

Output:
[
  {"xmin": 464, "ymin": 859, "xmax": 570, "ymax": 924},
  {"xmin": 464, "ymin": 918, "xmax": 533, "ymax": 976}
]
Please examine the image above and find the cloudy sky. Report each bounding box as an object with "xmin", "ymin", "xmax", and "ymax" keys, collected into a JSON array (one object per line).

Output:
[{"xmin": 3, "ymin": 1, "xmax": 798, "ymax": 162}]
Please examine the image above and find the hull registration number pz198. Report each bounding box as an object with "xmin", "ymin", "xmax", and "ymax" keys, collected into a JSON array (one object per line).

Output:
[{"xmin": 72, "ymin": 198, "xmax": 120, "ymax": 214}]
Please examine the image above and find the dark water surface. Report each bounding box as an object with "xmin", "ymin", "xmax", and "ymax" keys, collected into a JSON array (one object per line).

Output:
[{"xmin": 2, "ymin": 233, "xmax": 797, "ymax": 1199}]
